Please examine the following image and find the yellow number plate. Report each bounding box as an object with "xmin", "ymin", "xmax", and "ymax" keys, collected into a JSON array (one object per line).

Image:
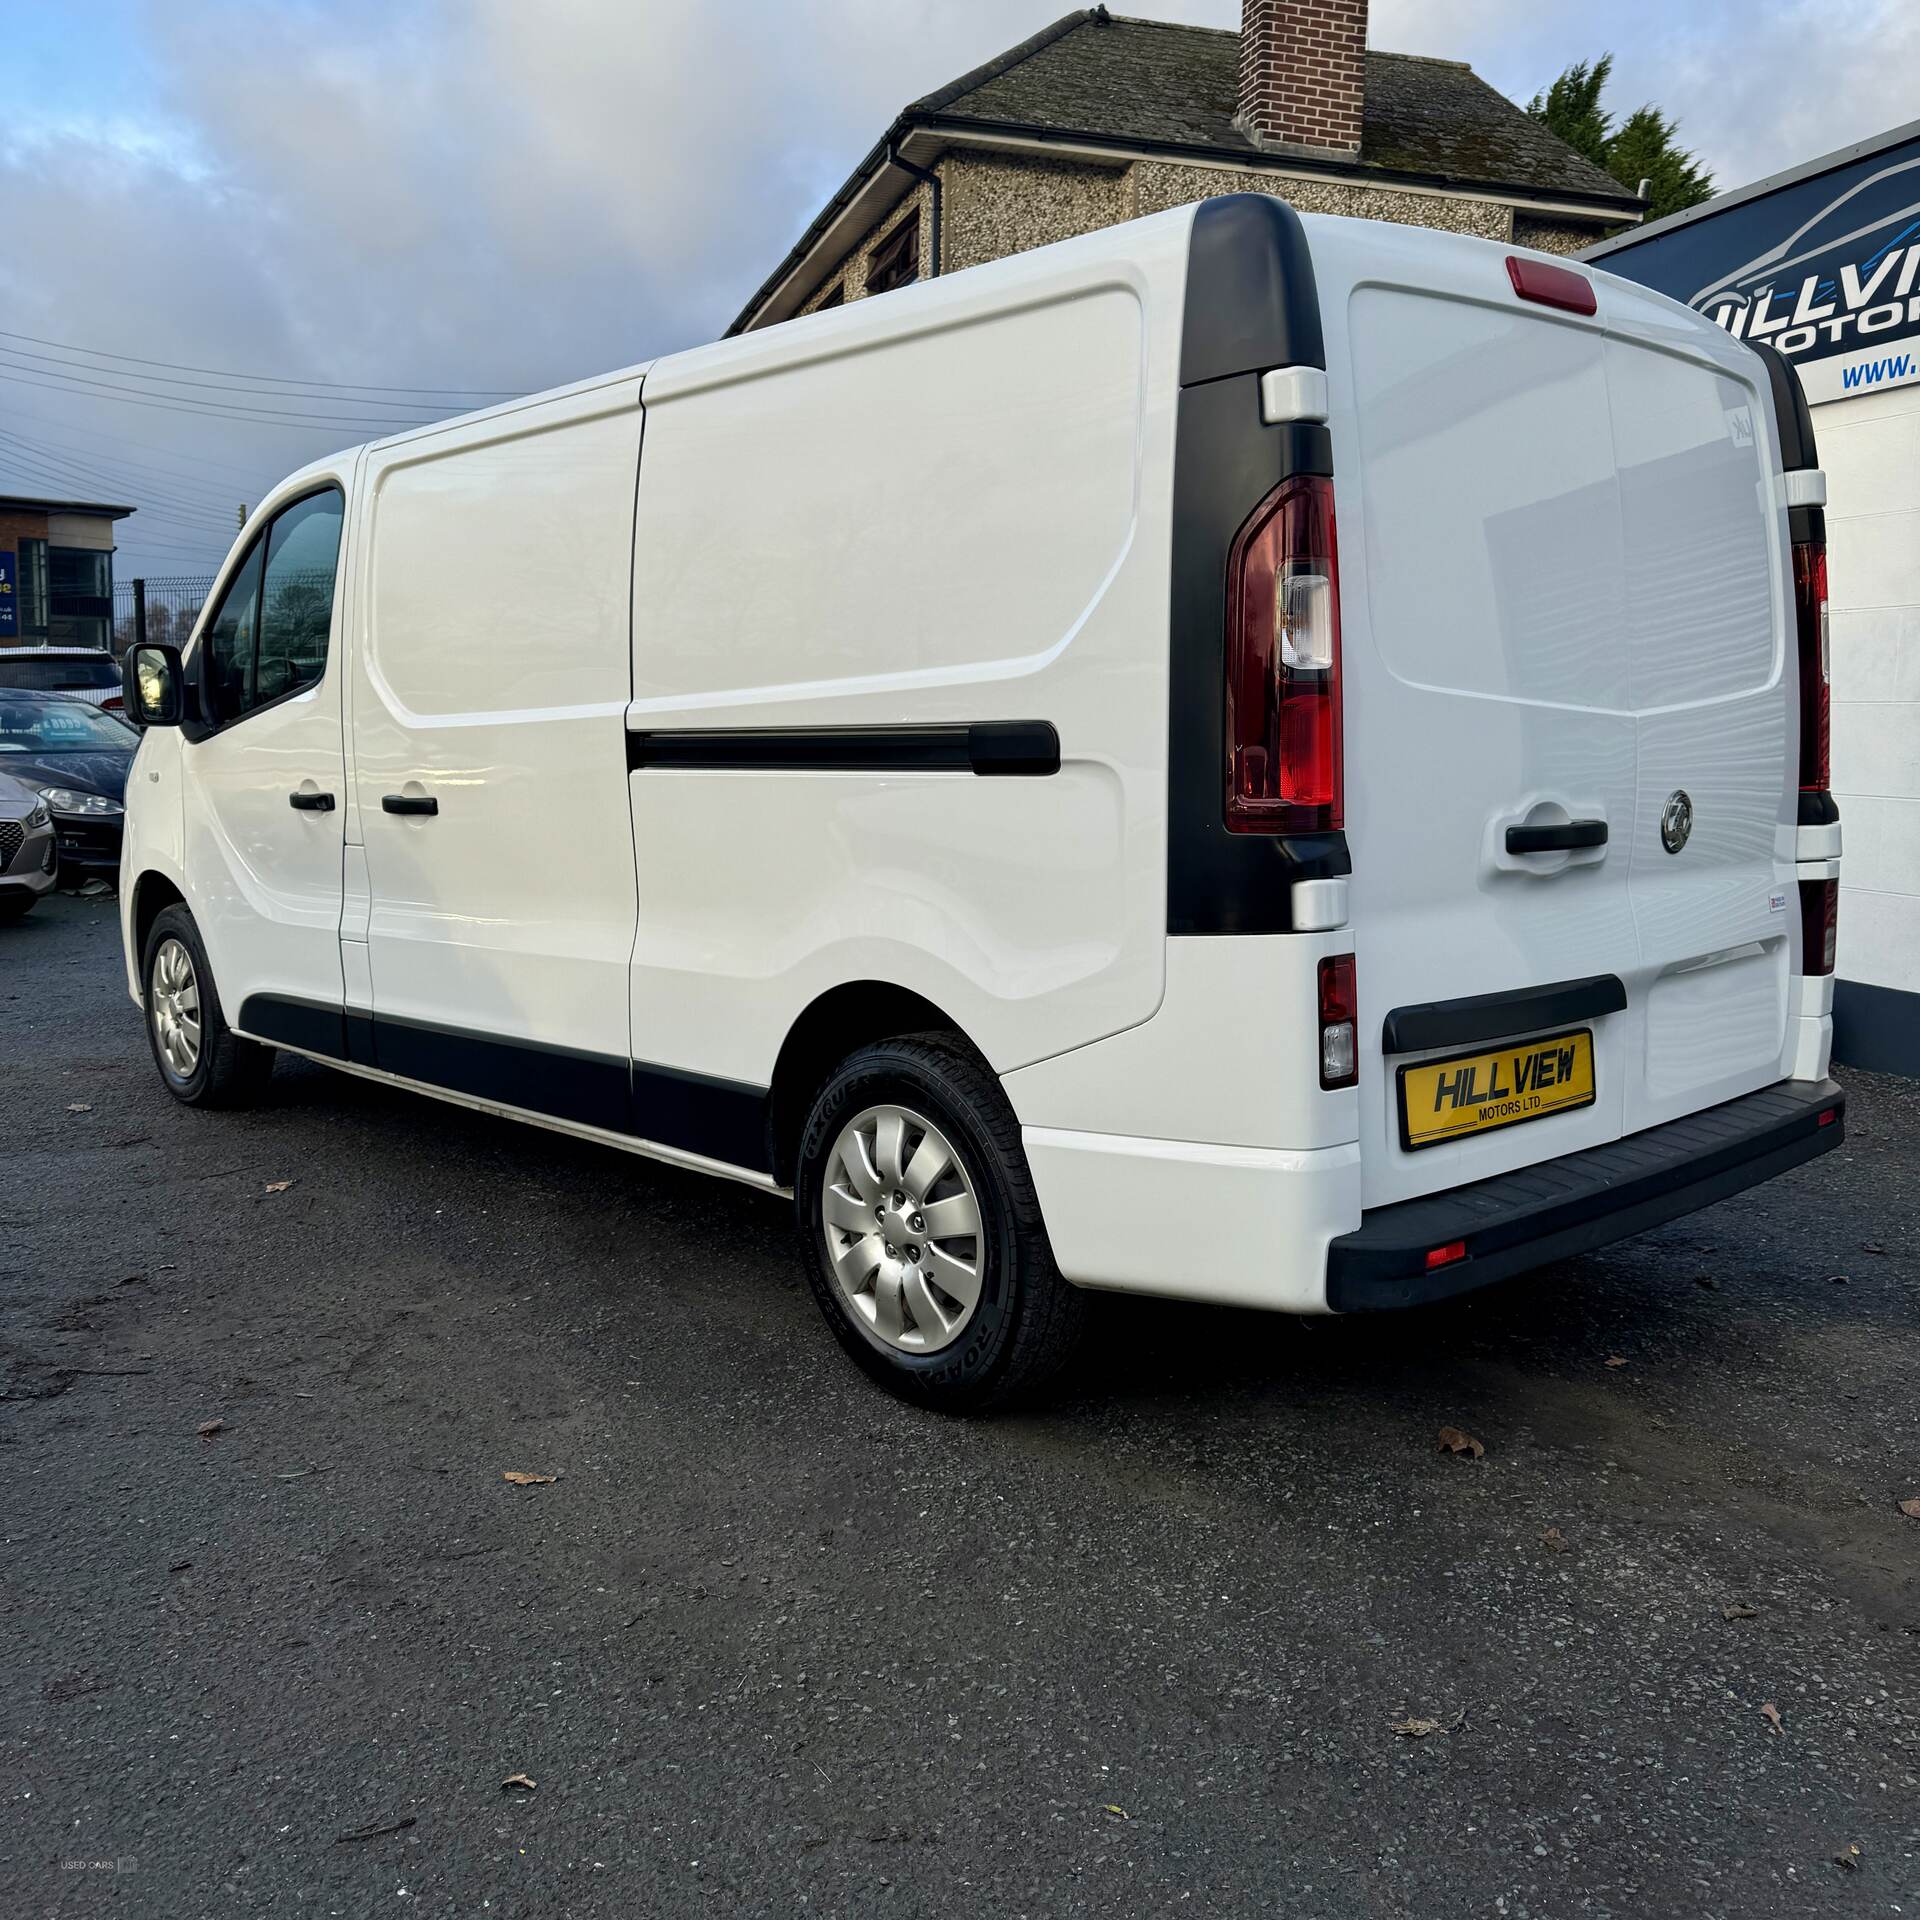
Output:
[{"xmin": 1398, "ymin": 1028, "xmax": 1595, "ymax": 1152}]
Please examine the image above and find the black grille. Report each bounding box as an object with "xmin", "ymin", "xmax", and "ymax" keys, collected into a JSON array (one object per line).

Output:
[{"xmin": 0, "ymin": 821, "xmax": 22, "ymax": 869}]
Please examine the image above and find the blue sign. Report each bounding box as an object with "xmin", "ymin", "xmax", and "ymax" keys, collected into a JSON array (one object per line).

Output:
[
  {"xmin": 0, "ymin": 551, "xmax": 15, "ymax": 638},
  {"xmin": 1590, "ymin": 128, "xmax": 1920, "ymax": 405}
]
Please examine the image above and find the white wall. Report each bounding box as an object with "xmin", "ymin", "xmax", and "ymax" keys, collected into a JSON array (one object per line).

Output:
[{"xmin": 1820, "ymin": 380, "xmax": 1920, "ymax": 1000}]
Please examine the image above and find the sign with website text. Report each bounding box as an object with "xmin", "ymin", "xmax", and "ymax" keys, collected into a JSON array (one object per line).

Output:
[
  {"xmin": 0, "ymin": 551, "xmax": 16, "ymax": 638},
  {"xmin": 1589, "ymin": 129, "xmax": 1920, "ymax": 403}
]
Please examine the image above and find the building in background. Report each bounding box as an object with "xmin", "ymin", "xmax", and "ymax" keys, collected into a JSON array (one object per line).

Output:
[
  {"xmin": 0, "ymin": 495, "xmax": 135, "ymax": 652},
  {"xmin": 1588, "ymin": 119, "xmax": 1920, "ymax": 1076},
  {"xmin": 730, "ymin": 1, "xmax": 1642, "ymax": 334}
]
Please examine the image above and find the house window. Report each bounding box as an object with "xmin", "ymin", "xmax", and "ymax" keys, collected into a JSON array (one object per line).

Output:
[
  {"xmin": 47, "ymin": 546, "xmax": 113, "ymax": 650},
  {"xmin": 866, "ymin": 211, "xmax": 920, "ymax": 296}
]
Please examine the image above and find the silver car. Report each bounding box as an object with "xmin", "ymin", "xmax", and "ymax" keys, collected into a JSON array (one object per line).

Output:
[{"xmin": 0, "ymin": 770, "xmax": 58, "ymax": 918}]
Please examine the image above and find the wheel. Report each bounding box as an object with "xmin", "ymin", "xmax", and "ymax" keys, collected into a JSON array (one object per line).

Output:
[
  {"xmin": 141, "ymin": 904, "xmax": 275, "ymax": 1108},
  {"xmin": 795, "ymin": 1032, "xmax": 1085, "ymax": 1410},
  {"xmin": 0, "ymin": 892, "xmax": 36, "ymax": 920}
]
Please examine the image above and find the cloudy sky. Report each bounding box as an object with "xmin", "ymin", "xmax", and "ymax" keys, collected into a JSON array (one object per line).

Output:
[{"xmin": 4, "ymin": 0, "xmax": 1915, "ymax": 579}]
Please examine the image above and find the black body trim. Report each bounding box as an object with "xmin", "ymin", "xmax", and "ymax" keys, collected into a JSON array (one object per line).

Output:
[
  {"xmin": 1798, "ymin": 789, "xmax": 1841, "ymax": 828},
  {"xmin": 1382, "ymin": 974, "xmax": 1627, "ymax": 1056},
  {"xmin": 236, "ymin": 995, "xmax": 773, "ymax": 1176},
  {"xmin": 625, "ymin": 721, "xmax": 1059, "ymax": 777},
  {"xmin": 1505, "ymin": 819, "xmax": 1607, "ymax": 854},
  {"xmin": 1327, "ymin": 1078, "xmax": 1844, "ymax": 1311},
  {"xmin": 1167, "ymin": 198, "xmax": 1348, "ymax": 937}
]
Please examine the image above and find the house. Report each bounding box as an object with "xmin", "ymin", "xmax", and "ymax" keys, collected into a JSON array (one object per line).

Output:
[
  {"xmin": 730, "ymin": 2, "xmax": 1644, "ymax": 334},
  {"xmin": 0, "ymin": 495, "xmax": 134, "ymax": 651}
]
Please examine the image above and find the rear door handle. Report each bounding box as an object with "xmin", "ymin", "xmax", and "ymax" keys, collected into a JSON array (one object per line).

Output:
[
  {"xmin": 288, "ymin": 790, "xmax": 335, "ymax": 812},
  {"xmin": 382, "ymin": 793, "xmax": 439, "ymax": 816},
  {"xmin": 1506, "ymin": 819, "xmax": 1607, "ymax": 854}
]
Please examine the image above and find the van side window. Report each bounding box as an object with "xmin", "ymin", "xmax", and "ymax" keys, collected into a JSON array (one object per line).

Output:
[
  {"xmin": 203, "ymin": 543, "xmax": 264, "ymax": 725},
  {"xmin": 866, "ymin": 212, "xmax": 920, "ymax": 296},
  {"xmin": 256, "ymin": 490, "xmax": 344, "ymax": 705}
]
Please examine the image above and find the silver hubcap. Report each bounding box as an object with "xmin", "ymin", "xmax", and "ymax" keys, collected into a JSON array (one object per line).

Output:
[
  {"xmin": 821, "ymin": 1103, "xmax": 983, "ymax": 1354},
  {"xmin": 150, "ymin": 937, "xmax": 203, "ymax": 1081}
]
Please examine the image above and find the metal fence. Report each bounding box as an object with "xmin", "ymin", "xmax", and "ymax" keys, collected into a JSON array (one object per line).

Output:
[{"xmin": 112, "ymin": 576, "xmax": 218, "ymax": 655}]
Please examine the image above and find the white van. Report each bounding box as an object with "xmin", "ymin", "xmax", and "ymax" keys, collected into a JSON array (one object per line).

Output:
[{"xmin": 119, "ymin": 196, "xmax": 1845, "ymax": 1407}]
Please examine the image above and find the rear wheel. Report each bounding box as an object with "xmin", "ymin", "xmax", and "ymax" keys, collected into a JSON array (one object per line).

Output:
[
  {"xmin": 795, "ymin": 1033, "xmax": 1084, "ymax": 1410},
  {"xmin": 142, "ymin": 905, "xmax": 275, "ymax": 1108}
]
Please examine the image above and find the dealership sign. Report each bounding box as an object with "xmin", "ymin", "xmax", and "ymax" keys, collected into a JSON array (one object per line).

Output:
[
  {"xmin": 1589, "ymin": 128, "xmax": 1920, "ymax": 404},
  {"xmin": 0, "ymin": 552, "xmax": 15, "ymax": 638}
]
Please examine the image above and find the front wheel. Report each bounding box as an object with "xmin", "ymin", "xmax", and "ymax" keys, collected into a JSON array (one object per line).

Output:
[
  {"xmin": 142, "ymin": 905, "xmax": 275, "ymax": 1108},
  {"xmin": 795, "ymin": 1033, "xmax": 1085, "ymax": 1411}
]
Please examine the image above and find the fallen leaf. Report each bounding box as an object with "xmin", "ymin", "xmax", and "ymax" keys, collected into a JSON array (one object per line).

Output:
[
  {"xmin": 196, "ymin": 1419, "xmax": 225, "ymax": 1439},
  {"xmin": 1436, "ymin": 1426, "xmax": 1484, "ymax": 1459},
  {"xmin": 1390, "ymin": 1717, "xmax": 1443, "ymax": 1738},
  {"xmin": 1101, "ymin": 1804, "xmax": 1129, "ymax": 1820},
  {"xmin": 1898, "ymin": 1498, "xmax": 1920, "ymax": 1519},
  {"xmin": 1541, "ymin": 1527, "xmax": 1570, "ymax": 1554},
  {"xmin": 1860, "ymin": 1242, "xmax": 1886, "ymax": 1255},
  {"xmin": 168, "ymin": 1560, "xmax": 192, "ymax": 1573},
  {"xmin": 66, "ymin": 1102, "xmax": 93, "ymax": 1114},
  {"xmin": 1826, "ymin": 1273, "xmax": 1849, "ymax": 1285},
  {"xmin": 502, "ymin": 1773, "xmax": 537, "ymax": 1792},
  {"xmin": 336, "ymin": 1815, "xmax": 417, "ymax": 1845},
  {"xmin": 264, "ymin": 1180, "xmax": 293, "ymax": 1194},
  {"xmin": 1760, "ymin": 1702, "xmax": 1784, "ymax": 1735},
  {"xmin": 1833, "ymin": 1844, "xmax": 1861, "ymax": 1871},
  {"xmin": 502, "ymin": 1471, "xmax": 556, "ymax": 1486},
  {"xmin": 1723, "ymin": 1602, "xmax": 1759, "ymax": 1620},
  {"xmin": 1693, "ymin": 1273, "xmax": 1719, "ymax": 1290},
  {"xmin": 1604, "ymin": 1354, "xmax": 1628, "ymax": 1369}
]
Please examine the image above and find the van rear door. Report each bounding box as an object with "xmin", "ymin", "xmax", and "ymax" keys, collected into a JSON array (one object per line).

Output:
[{"xmin": 1314, "ymin": 222, "xmax": 1797, "ymax": 1210}]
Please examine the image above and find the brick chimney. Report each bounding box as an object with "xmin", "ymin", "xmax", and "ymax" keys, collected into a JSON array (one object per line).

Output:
[{"xmin": 1236, "ymin": 0, "xmax": 1368, "ymax": 159}]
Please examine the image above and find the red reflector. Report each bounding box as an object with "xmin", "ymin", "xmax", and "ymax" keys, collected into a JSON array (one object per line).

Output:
[
  {"xmin": 1317, "ymin": 952, "xmax": 1358, "ymax": 1090},
  {"xmin": 1817, "ymin": 1108, "xmax": 1838, "ymax": 1127},
  {"xmin": 1799, "ymin": 877, "xmax": 1838, "ymax": 976},
  {"xmin": 1505, "ymin": 255, "xmax": 1597, "ymax": 316},
  {"xmin": 1425, "ymin": 1241, "xmax": 1468, "ymax": 1271}
]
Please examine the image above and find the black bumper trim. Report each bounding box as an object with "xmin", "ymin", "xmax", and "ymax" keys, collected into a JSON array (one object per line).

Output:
[
  {"xmin": 1382, "ymin": 973, "xmax": 1626, "ymax": 1055},
  {"xmin": 1327, "ymin": 1078, "xmax": 1844, "ymax": 1311}
]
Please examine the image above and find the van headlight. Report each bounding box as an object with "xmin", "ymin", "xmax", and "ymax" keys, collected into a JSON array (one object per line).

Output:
[
  {"xmin": 27, "ymin": 801, "xmax": 51, "ymax": 829},
  {"xmin": 36, "ymin": 787, "xmax": 124, "ymax": 818}
]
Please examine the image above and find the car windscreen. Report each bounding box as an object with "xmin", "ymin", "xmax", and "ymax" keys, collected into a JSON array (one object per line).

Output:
[
  {"xmin": 0, "ymin": 655, "xmax": 121, "ymax": 691},
  {"xmin": 0, "ymin": 696, "xmax": 136, "ymax": 754}
]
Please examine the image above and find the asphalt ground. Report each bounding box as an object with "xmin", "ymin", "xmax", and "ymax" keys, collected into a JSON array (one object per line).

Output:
[{"xmin": 4, "ymin": 890, "xmax": 1917, "ymax": 1917}]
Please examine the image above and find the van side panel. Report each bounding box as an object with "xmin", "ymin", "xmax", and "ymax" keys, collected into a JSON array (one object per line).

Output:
[{"xmin": 626, "ymin": 218, "xmax": 1191, "ymax": 1088}]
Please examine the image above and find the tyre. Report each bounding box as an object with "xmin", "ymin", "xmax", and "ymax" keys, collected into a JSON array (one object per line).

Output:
[
  {"xmin": 142, "ymin": 904, "xmax": 276, "ymax": 1108},
  {"xmin": 795, "ymin": 1032, "xmax": 1085, "ymax": 1410},
  {"xmin": 0, "ymin": 892, "xmax": 36, "ymax": 920}
]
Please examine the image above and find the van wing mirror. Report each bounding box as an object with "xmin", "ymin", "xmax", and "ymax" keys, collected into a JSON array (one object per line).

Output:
[{"xmin": 124, "ymin": 643, "xmax": 185, "ymax": 728}]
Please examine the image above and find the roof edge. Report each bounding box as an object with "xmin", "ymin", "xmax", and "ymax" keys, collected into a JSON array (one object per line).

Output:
[{"xmin": 910, "ymin": 9, "xmax": 1097, "ymax": 116}]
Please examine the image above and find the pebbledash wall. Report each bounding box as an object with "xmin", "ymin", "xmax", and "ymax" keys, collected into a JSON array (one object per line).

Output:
[{"xmin": 798, "ymin": 151, "xmax": 1589, "ymax": 317}]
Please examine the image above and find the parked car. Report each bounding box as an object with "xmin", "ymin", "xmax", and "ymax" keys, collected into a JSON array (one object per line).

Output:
[
  {"xmin": 115, "ymin": 197, "xmax": 1845, "ymax": 1408},
  {"xmin": 0, "ymin": 770, "xmax": 58, "ymax": 918},
  {"xmin": 0, "ymin": 690, "xmax": 135, "ymax": 881},
  {"xmin": 0, "ymin": 645, "xmax": 126, "ymax": 713}
]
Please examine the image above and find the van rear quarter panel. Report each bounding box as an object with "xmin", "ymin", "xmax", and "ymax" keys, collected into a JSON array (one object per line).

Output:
[{"xmin": 627, "ymin": 215, "xmax": 1192, "ymax": 1086}]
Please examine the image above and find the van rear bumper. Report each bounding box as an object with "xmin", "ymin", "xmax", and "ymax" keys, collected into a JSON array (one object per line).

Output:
[{"xmin": 1327, "ymin": 1078, "xmax": 1845, "ymax": 1312}]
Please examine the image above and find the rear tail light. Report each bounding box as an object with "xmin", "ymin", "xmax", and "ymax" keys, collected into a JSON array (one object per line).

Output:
[
  {"xmin": 1225, "ymin": 473, "xmax": 1343, "ymax": 834},
  {"xmin": 100, "ymin": 694, "xmax": 125, "ymax": 712},
  {"xmin": 1792, "ymin": 535, "xmax": 1829, "ymax": 792},
  {"xmin": 1318, "ymin": 952, "xmax": 1357, "ymax": 1089},
  {"xmin": 1799, "ymin": 876, "xmax": 1837, "ymax": 975}
]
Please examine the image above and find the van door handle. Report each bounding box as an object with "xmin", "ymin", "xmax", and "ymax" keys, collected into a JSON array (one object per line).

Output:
[
  {"xmin": 1506, "ymin": 819, "xmax": 1607, "ymax": 854},
  {"xmin": 288, "ymin": 789, "xmax": 335, "ymax": 812},
  {"xmin": 382, "ymin": 793, "xmax": 438, "ymax": 816}
]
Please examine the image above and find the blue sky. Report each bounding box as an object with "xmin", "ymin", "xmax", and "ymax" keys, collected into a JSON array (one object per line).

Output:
[{"xmin": 2, "ymin": 0, "xmax": 1914, "ymax": 578}]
